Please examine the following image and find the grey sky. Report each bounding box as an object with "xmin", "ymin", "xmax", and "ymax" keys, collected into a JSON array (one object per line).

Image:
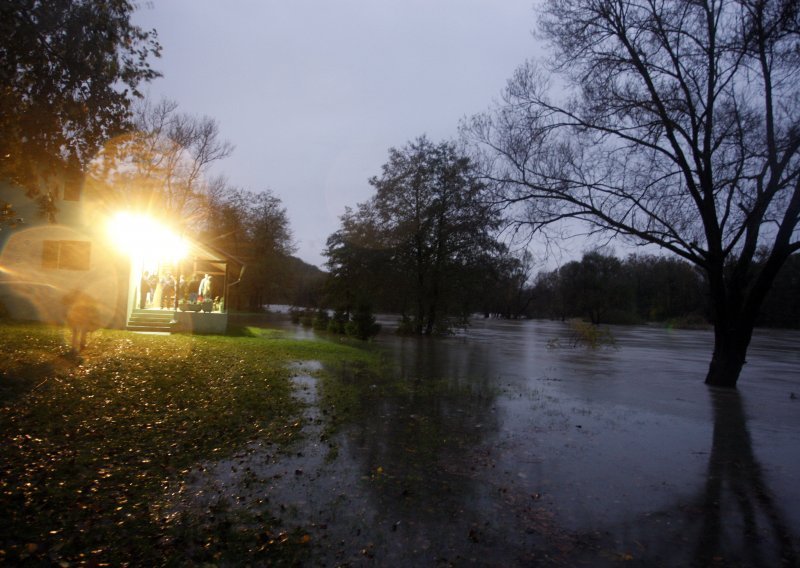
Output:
[{"xmin": 133, "ymin": 1, "xmax": 541, "ymax": 268}]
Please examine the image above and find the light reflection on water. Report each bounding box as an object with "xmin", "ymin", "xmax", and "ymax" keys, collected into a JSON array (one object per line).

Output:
[{"xmin": 196, "ymin": 315, "xmax": 800, "ymax": 565}]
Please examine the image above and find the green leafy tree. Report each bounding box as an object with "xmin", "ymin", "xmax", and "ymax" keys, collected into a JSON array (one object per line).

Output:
[
  {"xmin": 0, "ymin": 0, "xmax": 161, "ymax": 214},
  {"xmin": 559, "ymin": 252, "xmax": 631, "ymax": 324},
  {"xmin": 469, "ymin": 0, "xmax": 800, "ymax": 386},
  {"xmin": 626, "ymin": 255, "xmax": 707, "ymax": 322},
  {"xmin": 324, "ymin": 204, "xmax": 391, "ymax": 314},
  {"xmin": 326, "ymin": 136, "xmax": 502, "ymax": 334}
]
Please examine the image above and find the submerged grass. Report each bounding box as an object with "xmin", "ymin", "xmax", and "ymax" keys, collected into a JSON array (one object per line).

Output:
[{"xmin": 0, "ymin": 321, "xmax": 377, "ymax": 566}]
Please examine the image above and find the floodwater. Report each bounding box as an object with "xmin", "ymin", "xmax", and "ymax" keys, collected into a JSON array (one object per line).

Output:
[{"xmin": 178, "ymin": 316, "xmax": 800, "ymax": 566}]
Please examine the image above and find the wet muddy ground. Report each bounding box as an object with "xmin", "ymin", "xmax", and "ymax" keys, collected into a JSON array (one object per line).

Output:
[{"xmin": 172, "ymin": 317, "xmax": 800, "ymax": 566}]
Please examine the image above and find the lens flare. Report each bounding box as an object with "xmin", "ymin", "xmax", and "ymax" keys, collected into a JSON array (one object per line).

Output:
[{"xmin": 107, "ymin": 212, "xmax": 188, "ymax": 263}]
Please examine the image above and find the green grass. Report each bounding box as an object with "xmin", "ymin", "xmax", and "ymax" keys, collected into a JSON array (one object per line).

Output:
[{"xmin": 0, "ymin": 321, "xmax": 377, "ymax": 566}]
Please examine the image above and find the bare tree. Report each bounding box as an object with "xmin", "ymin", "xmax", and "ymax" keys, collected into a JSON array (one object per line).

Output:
[
  {"xmin": 467, "ymin": 0, "xmax": 800, "ymax": 387},
  {"xmin": 93, "ymin": 98, "xmax": 234, "ymax": 227}
]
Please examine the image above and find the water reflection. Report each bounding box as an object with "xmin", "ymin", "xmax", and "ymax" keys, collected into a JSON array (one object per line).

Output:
[
  {"xmin": 324, "ymin": 341, "xmax": 514, "ymax": 565},
  {"xmin": 693, "ymin": 388, "xmax": 797, "ymax": 567}
]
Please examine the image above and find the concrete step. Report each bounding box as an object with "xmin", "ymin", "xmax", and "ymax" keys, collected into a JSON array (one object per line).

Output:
[
  {"xmin": 127, "ymin": 309, "xmax": 176, "ymax": 333},
  {"xmin": 128, "ymin": 316, "xmax": 174, "ymax": 324},
  {"xmin": 127, "ymin": 324, "xmax": 173, "ymax": 333},
  {"xmin": 130, "ymin": 309, "xmax": 175, "ymax": 317}
]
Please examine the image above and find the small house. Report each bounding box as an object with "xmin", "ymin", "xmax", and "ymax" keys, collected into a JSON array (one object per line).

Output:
[{"xmin": 0, "ymin": 175, "xmax": 242, "ymax": 335}]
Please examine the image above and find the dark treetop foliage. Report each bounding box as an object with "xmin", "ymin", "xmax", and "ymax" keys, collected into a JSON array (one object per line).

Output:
[
  {"xmin": 468, "ymin": 0, "xmax": 800, "ymax": 386},
  {"xmin": 325, "ymin": 136, "xmax": 504, "ymax": 334},
  {"xmin": 0, "ymin": 0, "xmax": 161, "ymax": 213},
  {"xmin": 202, "ymin": 187, "xmax": 301, "ymax": 310}
]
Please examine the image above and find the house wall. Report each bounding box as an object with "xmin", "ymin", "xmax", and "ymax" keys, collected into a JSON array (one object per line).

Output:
[{"xmin": 0, "ymin": 182, "xmax": 130, "ymax": 328}]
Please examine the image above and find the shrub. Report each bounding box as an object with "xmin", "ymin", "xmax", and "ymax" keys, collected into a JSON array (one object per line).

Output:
[
  {"xmin": 345, "ymin": 304, "xmax": 381, "ymax": 340},
  {"xmin": 395, "ymin": 315, "xmax": 417, "ymax": 335},
  {"xmin": 327, "ymin": 309, "xmax": 348, "ymax": 335},
  {"xmin": 666, "ymin": 313, "xmax": 711, "ymax": 330},
  {"xmin": 299, "ymin": 309, "xmax": 314, "ymax": 328},
  {"xmin": 569, "ymin": 319, "xmax": 616, "ymax": 349},
  {"xmin": 312, "ymin": 308, "xmax": 330, "ymax": 331}
]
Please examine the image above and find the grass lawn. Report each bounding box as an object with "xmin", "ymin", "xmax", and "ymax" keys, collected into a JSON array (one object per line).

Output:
[{"xmin": 0, "ymin": 321, "xmax": 376, "ymax": 566}]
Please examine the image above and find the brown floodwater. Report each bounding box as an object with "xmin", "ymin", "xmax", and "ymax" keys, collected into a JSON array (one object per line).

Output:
[{"xmin": 176, "ymin": 315, "xmax": 800, "ymax": 566}]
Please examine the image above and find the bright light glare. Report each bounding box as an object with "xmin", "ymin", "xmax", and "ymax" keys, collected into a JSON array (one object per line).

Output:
[{"xmin": 108, "ymin": 212, "xmax": 188, "ymax": 262}]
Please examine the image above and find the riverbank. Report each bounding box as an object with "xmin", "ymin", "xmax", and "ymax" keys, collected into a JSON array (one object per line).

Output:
[{"xmin": 0, "ymin": 321, "xmax": 376, "ymax": 565}]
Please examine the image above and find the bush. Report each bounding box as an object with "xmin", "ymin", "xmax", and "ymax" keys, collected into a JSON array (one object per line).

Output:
[
  {"xmin": 312, "ymin": 308, "xmax": 330, "ymax": 331},
  {"xmin": 345, "ymin": 305, "xmax": 381, "ymax": 340},
  {"xmin": 327, "ymin": 309, "xmax": 348, "ymax": 335},
  {"xmin": 666, "ymin": 313, "xmax": 710, "ymax": 330},
  {"xmin": 299, "ymin": 309, "xmax": 314, "ymax": 328},
  {"xmin": 395, "ymin": 315, "xmax": 417, "ymax": 335},
  {"xmin": 569, "ymin": 320, "xmax": 616, "ymax": 349}
]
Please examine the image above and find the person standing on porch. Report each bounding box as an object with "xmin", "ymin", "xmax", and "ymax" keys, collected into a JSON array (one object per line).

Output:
[
  {"xmin": 161, "ymin": 273, "xmax": 175, "ymax": 309},
  {"xmin": 139, "ymin": 271, "xmax": 150, "ymax": 309},
  {"xmin": 188, "ymin": 274, "xmax": 199, "ymax": 303},
  {"xmin": 198, "ymin": 273, "xmax": 212, "ymax": 301},
  {"xmin": 177, "ymin": 275, "xmax": 187, "ymax": 303}
]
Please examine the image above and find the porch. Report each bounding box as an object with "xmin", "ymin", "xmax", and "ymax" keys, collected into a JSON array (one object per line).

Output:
[{"xmin": 126, "ymin": 307, "xmax": 228, "ymax": 334}]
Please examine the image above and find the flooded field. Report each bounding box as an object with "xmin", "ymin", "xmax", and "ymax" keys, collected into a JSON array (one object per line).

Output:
[{"xmin": 187, "ymin": 316, "xmax": 800, "ymax": 566}]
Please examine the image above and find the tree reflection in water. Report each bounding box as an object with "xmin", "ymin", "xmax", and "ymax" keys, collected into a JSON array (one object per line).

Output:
[{"xmin": 693, "ymin": 388, "xmax": 797, "ymax": 567}]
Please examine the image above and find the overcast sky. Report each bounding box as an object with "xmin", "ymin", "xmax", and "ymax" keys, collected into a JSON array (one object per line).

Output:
[{"xmin": 133, "ymin": 1, "xmax": 543, "ymax": 268}]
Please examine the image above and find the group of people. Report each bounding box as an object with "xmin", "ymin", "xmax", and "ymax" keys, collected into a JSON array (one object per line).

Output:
[{"xmin": 139, "ymin": 271, "xmax": 214, "ymax": 310}]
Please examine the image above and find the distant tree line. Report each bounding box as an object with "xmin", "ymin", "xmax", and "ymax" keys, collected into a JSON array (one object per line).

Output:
[
  {"xmin": 521, "ymin": 252, "xmax": 707, "ymax": 325},
  {"xmin": 525, "ymin": 252, "xmax": 708, "ymax": 325},
  {"xmin": 482, "ymin": 251, "xmax": 800, "ymax": 329}
]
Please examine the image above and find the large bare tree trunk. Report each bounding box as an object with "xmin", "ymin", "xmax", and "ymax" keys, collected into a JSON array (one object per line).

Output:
[
  {"xmin": 704, "ymin": 252, "xmax": 785, "ymax": 387},
  {"xmin": 705, "ymin": 325, "xmax": 753, "ymax": 387}
]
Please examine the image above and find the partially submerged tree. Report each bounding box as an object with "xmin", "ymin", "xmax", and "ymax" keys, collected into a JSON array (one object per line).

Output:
[
  {"xmin": 468, "ymin": 0, "xmax": 800, "ymax": 386},
  {"xmin": 0, "ymin": 0, "xmax": 161, "ymax": 214},
  {"xmin": 325, "ymin": 136, "xmax": 503, "ymax": 334}
]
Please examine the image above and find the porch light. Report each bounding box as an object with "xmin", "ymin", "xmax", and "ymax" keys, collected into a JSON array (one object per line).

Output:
[{"xmin": 107, "ymin": 212, "xmax": 188, "ymax": 263}]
